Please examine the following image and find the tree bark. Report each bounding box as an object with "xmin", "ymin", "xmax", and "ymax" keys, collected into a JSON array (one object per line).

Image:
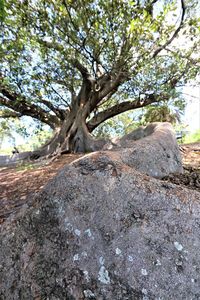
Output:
[{"xmin": 28, "ymin": 106, "xmax": 107, "ymax": 160}]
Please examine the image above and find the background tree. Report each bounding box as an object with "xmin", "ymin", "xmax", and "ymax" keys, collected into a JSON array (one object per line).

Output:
[
  {"xmin": 0, "ymin": 117, "xmax": 53, "ymax": 153},
  {"xmin": 140, "ymin": 97, "xmax": 186, "ymax": 124},
  {"xmin": 0, "ymin": 0, "xmax": 200, "ymax": 157}
]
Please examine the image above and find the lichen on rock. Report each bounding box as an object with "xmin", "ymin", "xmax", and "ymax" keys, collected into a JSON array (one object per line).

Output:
[{"xmin": 1, "ymin": 123, "xmax": 199, "ymax": 299}]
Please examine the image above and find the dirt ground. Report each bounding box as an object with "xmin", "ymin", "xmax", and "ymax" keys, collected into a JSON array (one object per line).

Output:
[
  {"xmin": 0, "ymin": 154, "xmax": 83, "ymax": 222},
  {"xmin": 162, "ymin": 143, "xmax": 200, "ymax": 191},
  {"xmin": 0, "ymin": 143, "xmax": 200, "ymax": 223}
]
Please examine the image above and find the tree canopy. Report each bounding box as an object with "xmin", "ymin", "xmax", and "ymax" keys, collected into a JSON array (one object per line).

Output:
[{"xmin": 0, "ymin": 0, "xmax": 200, "ymax": 155}]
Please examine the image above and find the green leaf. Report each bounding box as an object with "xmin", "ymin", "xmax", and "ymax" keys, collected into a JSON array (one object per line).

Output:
[{"xmin": 0, "ymin": 0, "xmax": 5, "ymax": 21}]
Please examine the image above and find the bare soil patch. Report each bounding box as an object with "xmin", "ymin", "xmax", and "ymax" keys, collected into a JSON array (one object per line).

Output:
[
  {"xmin": 162, "ymin": 143, "xmax": 200, "ymax": 191},
  {"xmin": 0, "ymin": 154, "xmax": 83, "ymax": 222}
]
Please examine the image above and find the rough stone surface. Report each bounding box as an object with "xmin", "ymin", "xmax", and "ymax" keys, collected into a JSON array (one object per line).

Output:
[
  {"xmin": 0, "ymin": 149, "xmax": 200, "ymax": 299},
  {"xmin": 105, "ymin": 122, "xmax": 183, "ymax": 178}
]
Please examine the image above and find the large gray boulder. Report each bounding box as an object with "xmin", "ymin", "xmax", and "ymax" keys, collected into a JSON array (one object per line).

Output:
[
  {"xmin": 0, "ymin": 150, "xmax": 200, "ymax": 299},
  {"xmin": 105, "ymin": 122, "xmax": 183, "ymax": 178}
]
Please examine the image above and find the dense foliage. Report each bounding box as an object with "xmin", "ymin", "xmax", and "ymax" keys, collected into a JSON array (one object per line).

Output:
[{"xmin": 0, "ymin": 0, "xmax": 200, "ymax": 154}]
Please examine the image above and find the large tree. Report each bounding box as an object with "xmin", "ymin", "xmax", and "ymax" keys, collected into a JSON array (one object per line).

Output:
[{"xmin": 0, "ymin": 0, "xmax": 200, "ymax": 157}]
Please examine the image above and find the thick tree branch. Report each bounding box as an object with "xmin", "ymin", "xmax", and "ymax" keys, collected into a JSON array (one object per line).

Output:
[
  {"xmin": 38, "ymin": 39, "xmax": 65, "ymax": 53},
  {"xmin": 0, "ymin": 110, "xmax": 21, "ymax": 118},
  {"xmin": 97, "ymin": 89, "xmax": 118, "ymax": 108},
  {"xmin": 98, "ymin": 72, "xmax": 127, "ymax": 102},
  {"xmin": 71, "ymin": 59, "xmax": 91, "ymax": 80},
  {"xmin": 0, "ymin": 89, "xmax": 61, "ymax": 129},
  {"xmin": 152, "ymin": 0, "xmax": 186, "ymax": 58},
  {"xmin": 87, "ymin": 94, "xmax": 168, "ymax": 132},
  {"xmin": 71, "ymin": 59, "xmax": 99, "ymax": 107},
  {"xmin": 151, "ymin": 0, "xmax": 160, "ymax": 4},
  {"xmin": 39, "ymin": 98, "xmax": 67, "ymax": 120},
  {"xmin": 82, "ymin": 72, "xmax": 130, "ymax": 119}
]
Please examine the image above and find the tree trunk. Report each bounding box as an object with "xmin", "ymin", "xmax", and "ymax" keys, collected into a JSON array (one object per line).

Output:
[
  {"xmin": 1, "ymin": 67, "xmax": 126, "ymax": 163},
  {"xmin": 28, "ymin": 108, "xmax": 107, "ymax": 160}
]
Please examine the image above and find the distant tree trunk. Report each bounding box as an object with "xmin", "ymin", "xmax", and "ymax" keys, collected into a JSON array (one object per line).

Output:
[
  {"xmin": 29, "ymin": 101, "xmax": 107, "ymax": 160},
  {"xmin": 30, "ymin": 65, "xmax": 125, "ymax": 158}
]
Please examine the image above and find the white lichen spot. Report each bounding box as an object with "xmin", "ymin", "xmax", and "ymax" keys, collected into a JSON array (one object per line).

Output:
[
  {"xmin": 83, "ymin": 270, "xmax": 90, "ymax": 282},
  {"xmin": 83, "ymin": 289, "xmax": 95, "ymax": 298},
  {"xmin": 128, "ymin": 255, "xmax": 134, "ymax": 262},
  {"xmin": 115, "ymin": 212, "xmax": 120, "ymax": 220},
  {"xmin": 141, "ymin": 269, "xmax": 148, "ymax": 276},
  {"xmin": 115, "ymin": 248, "xmax": 122, "ymax": 255},
  {"xmin": 82, "ymin": 251, "xmax": 88, "ymax": 258},
  {"xmin": 98, "ymin": 266, "xmax": 110, "ymax": 284},
  {"xmin": 73, "ymin": 254, "xmax": 79, "ymax": 261},
  {"xmin": 155, "ymin": 259, "xmax": 161, "ymax": 266},
  {"xmin": 65, "ymin": 222, "xmax": 73, "ymax": 232},
  {"xmin": 174, "ymin": 241, "xmax": 183, "ymax": 251},
  {"xmin": 85, "ymin": 228, "xmax": 92, "ymax": 237},
  {"xmin": 75, "ymin": 229, "xmax": 81, "ymax": 236},
  {"xmin": 35, "ymin": 210, "xmax": 40, "ymax": 215},
  {"xmin": 56, "ymin": 278, "xmax": 62, "ymax": 285},
  {"xmin": 142, "ymin": 288, "xmax": 148, "ymax": 295},
  {"xmin": 99, "ymin": 256, "xmax": 105, "ymax": 265},
  {"xmin": 58, "ymin": 206, "xmax": 64, "ymax": 215}
]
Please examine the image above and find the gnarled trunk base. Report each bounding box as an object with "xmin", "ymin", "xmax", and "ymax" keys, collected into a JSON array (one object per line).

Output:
[{"xmin": 0, "ymin": 117, "xmax": 108, "ymax": 167}]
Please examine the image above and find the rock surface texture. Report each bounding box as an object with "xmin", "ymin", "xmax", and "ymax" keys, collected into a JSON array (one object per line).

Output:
[
  {"xmin": 106, "ymin": 122, "xmax": 183, "ymax": 178},
  {"xmin": 1, "ymin": 122, "xmax": 199, "ymax": 300}
]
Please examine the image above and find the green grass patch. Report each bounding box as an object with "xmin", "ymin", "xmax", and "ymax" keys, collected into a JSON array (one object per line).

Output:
[{"xmin": 183, "ymin": 129, "xmax": 200, "ymax": 144}]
